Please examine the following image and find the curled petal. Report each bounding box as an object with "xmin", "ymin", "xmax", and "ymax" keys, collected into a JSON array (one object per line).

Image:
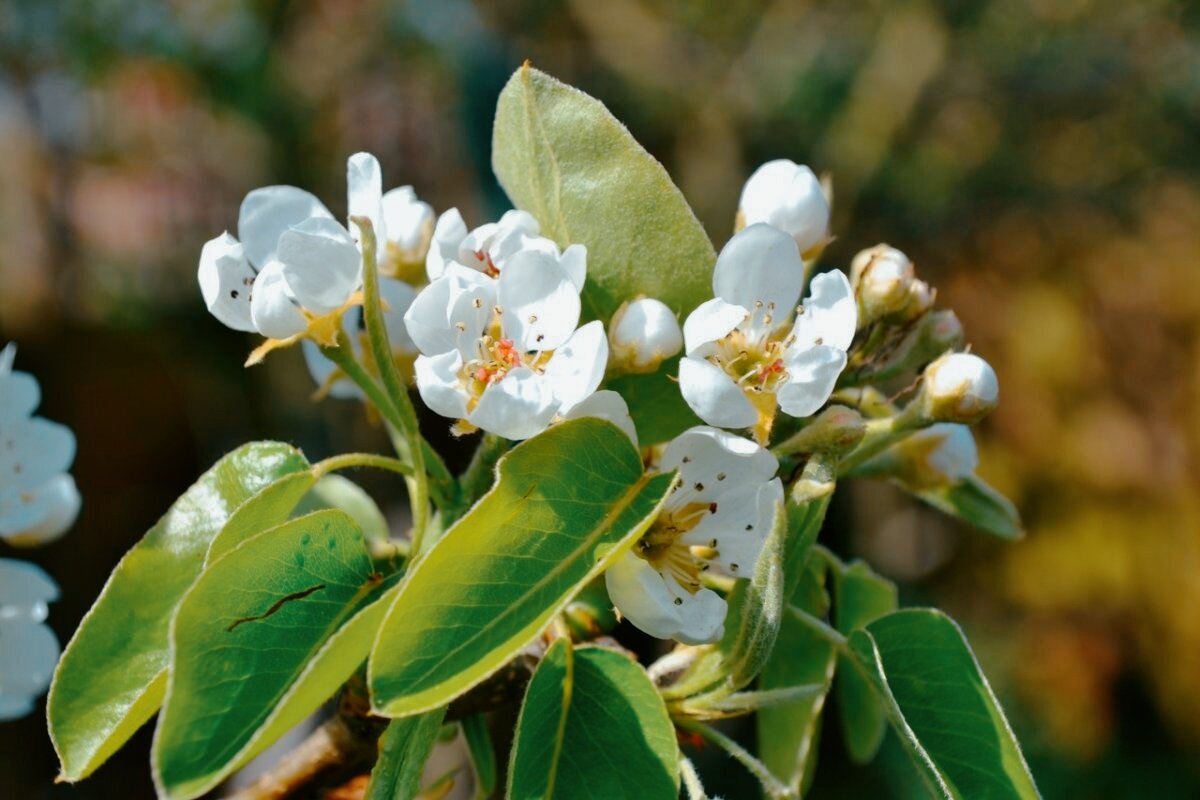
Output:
[
  {"xmin": 542, "ymin": 321, "xmax": 608, "ymax": 414},
  {"xmin": 197, "ymin": 233, "xmax": 257, "ymax": 332},
  {"xmin": 792, "ymin": 270, "xmax": 856, "ymax": 352},
  {"xmin": 277, "ymin": 217, "xmax": 362, "ymax": 314},
  {"xmin": 468, "ymin": 368, "xmax": 557, "ymax": 440},
  {"xmin": 562, "ymin": 390, "xmax": 638, "ymax": 446},
  {"xmin": 238, "ymin": 186, "xmax": 334, "ymax": 269},
  {"xmin": 249, "ymin": 261, "xmax": 306, "ymax": 339},
  {"xmin": 414, "ymin": 352, "xmax": 470, "ymax": 420},
  {"xmin": 682, "ymin": 298, "xmax": 747, "ymax": 355},
  {"xmin": 678, "ymin": 356, "xmax": 757, "ymax": 429},
  {"xmin": 426, "ymin": 208, "xmax": 469, "ymax": 281},
  {"xmin": 499, "ymin": 251, "xmax": 581, "ymax": 352},
  {"xmin": 777, "ymin": 344, "xmax": 847, "ymax": 418},
  {"xmin": 347, "ymin": 152, "xmax": 385, "ymax": 245},
  {"xmin": 605, "ymin": 553, "xmax": 727, "ymax": 644},
  {"xmin": 712, "ymin": 224, "xmax": 803, "ymax": 328}
]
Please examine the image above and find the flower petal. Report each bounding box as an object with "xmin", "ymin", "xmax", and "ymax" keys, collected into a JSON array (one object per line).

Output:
[
  {"xmin": 413, "ymin": 352, "xmax": 470, "ymax": 420},
  {"xmin": 381, "ymin": 186, "xmax": 433, "ymax": 252},
  {"xmin": 678, "ymin": 356, "xmax": 757, "ymax": 429},
  {"xmin": 0, "ymin": 618, "xmax": 59, "ymax": 714},
  {"xmin": 0, "ymin": 417, "xmax": 75, "ymax": 492},
  {"xmin": 562, "ymin": 390, "xmax": 638, "ymax": 446},
  {"xmin": 681, "ymin": 478, "xmax": 782, "ymax": 579},
  {"xmin": 662, "ymin": 426, "xmax": 779, "ymax": 488},
  {"xmin": 197, "ymin": 232, "xmax": 257, "ymax": 332},
  {"xmin": 739, "ymin": 160, "xmax": 829, "ymax": 254},
  {"xmin": 499, "ymin": 250, "xmax": 581, "ymax": 352},
  {"xmin": 468, "ymin": 367, "xmax": 557, "ymax": 440},
  {"xmin": 559, "ymin": 244, "xmax": 587, "ymax": 292},
  {"xmin": 777, "ymin": 344, "xmax": 847, "ymax": 418},
  {"xmin": 0, "ymin": 351, "xmax": 39, "ymax": 423},
  {"xmin": 682, "ymin": 298, "xmax": 747, "ymax": 355},
  {"xmin": 712, "ymin": 223, "xmax": 803, "ymax": 327},
  {"xmin": 426, "ymin": 208, "xmax": 469, "ymax": 281},
  {"xmin": 277, "ymin": 217, "xmax": 361, "ymax": 314},
  {"xmin": 542, "ymin": 321, "xmax": 608, "ymax": 413},
  {"xmin": 0, "ymin": 474, "xmax": 81, "ymax": 546},
  {"xmin": 404, "ymin": 269, "xmax": 496, "ymax": 358},
  {"xmin": 347, "ymin": 152, "xmax": 386, "ymax": 245},
  {"xmin": 238, "ymin": 186, "xmax": 334, "ymax": 269},
  {"xmin": 0, "ymin": 557, "xmax": 59, "ymax": 608},
  {"xmin": 606, "ymin": 553, "xmax": 726, "ymax": 644},
  {"xmin": 792, "ymin": 269, "xmax": 856, "ymax": 352},
  {"xmin": 249, "ymin": 261, "xmax": 306, "ymax": 339},
  {"xmin": 377, "ymin": 277, "xmax": 419, "ymax": 354},
  {"xmin": 302, "ymin": 339, "xmax": 362, "ymax": 401}
]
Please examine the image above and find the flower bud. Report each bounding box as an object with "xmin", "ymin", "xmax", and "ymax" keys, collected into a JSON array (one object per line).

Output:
[
  {"xmin": 774, "ymin": 405, "xmax": 866, "ymax": 457},
  {"xmin": 900, "ymin": 278, "xmax": 935, "ymax": 322},
  {"xmin": 876, "ymin": 423, "xmax": 978, "ymax": 489},
  {"xmin": 851, "ymin": 245, "xmax": 915, "ymax": 323},
  {"xmin": 868, "ymin": 309, "xmax": 965, "ymax": 383},
  {"xmin": 608, "ymin": 298, "xmax": 683, "ymax": 374},
  {"xmin": 921, "ymin": 352, "xmax": 999, "ymax": 423},
  {"xmin": 737, "ymin": 160, "xmax": 830, "ymax": 256}
]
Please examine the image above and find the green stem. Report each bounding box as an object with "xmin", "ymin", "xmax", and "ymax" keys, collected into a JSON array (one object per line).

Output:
[
  {"xmin": 786, "ymin": 604, "xmax": 849, "ymax": 654},
  {"xmin": 353, "ymin": 216, "xmax": 432, "ymax": 554},
  {"xmin": 676, "ymin": 719, "xmax": 793, "ymax": 800},
  {"xmin": 313, "ymin": 452, "xmax": 414, "ymax": 478},
  {"xmin": 678, "ymin": 755, "xmax": 709, "ymax": 800},
  {"xmin": 836, "ymin": 405, "xmax": 926, "ymax": 476}
]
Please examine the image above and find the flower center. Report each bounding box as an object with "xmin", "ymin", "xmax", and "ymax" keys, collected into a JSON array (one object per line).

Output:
[
  {"xmin": 708, "ymin": 323, "xmax": 794, "ymax": 394},
  {"xmin": 474, "ymin": 249, "xmax": 501, "ymax": 278},
  {"xmin": 634, "ymin": 497, "xmax": 719, "ymax": 596},
  {"xmin": 459, "ymin": 322, "xmax": 554, "ymax": 411}
]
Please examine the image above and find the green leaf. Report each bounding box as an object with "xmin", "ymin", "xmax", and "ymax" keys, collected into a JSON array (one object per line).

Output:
[
  {"xmin": 508, "ymin": 641, "xmax": 679, "ymax": 800},
  {"xmin": 492, "ymin": 64, "xmax": 716, "ymax": 322},
  {"xmin": 758, "ymin": 556, "xmax": 837, "ymax": 795},
  {"xmin": 296, "ymin": 473, "xmax": 391, "ymax": 543},
  {"xmin": 910, "ymin": 475, "xmax": 1023, "ymax": 540},
  {"xmin": 206, "ymin": 469, "xmax": 317, "ymax": 564},
  {"xmin": 48, "ymin": 442, "xmax": 309, "ymax": 782},
  {"xmin": 848, "ymin": 609, "xmax": 1041, "ymax": 800},
  {"xmin": 604, "ymin": 360, "xmax": 702, "ymax": 445},
  {"xmin": 365, "ymin": 709, "xmax": 447, "ymax": 800},
  {"xmin": 721, "ymin": 499, "xmax": 786, "ymax": 691},
  {"xmin": 461, "ymin": 714, "xmax": 496, "ymax": 799},
  {"xmin": 153, "ymin": 510, "xmax": 397, "ymax": 800},
  {"xmin": 369, "ymin": 418, "xmax": 673, "ymax": 716},
  {"xmin": 830, "ymin": 560, "xmax": 897, "ymax": 764}
]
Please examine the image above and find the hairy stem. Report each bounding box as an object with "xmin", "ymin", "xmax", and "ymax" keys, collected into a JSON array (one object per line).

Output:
[
  {"xmin": 314, "ymin": 452, "xmax": 413, "ymax": 478},
  {"xmin": 677, "ymin": 719, "xmax": 793, "ymax": 800}
]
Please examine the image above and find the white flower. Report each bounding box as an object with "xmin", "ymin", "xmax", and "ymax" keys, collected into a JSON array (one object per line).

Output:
[
  {"xmin": 889, "ymin": 423, "xmax": 978, "ymax": 489},
  {"xmin": 562, "ymin": 390, "xmax": 639, "ymax": 447},
  {"xmin": 678, "ymin": 224, "xmax": 857, "ymax": 443},
  {"xmin": 922, "ymin": 352, "xmax": 999, "ymax": 424},
  {"xmin": 0, "ymin": 558, "xmax": 60, "ymax": 720},
  {"xmin": 608, "ymin": 298, "xmax": 684, "ymax": 374},
  {"xmin": 404, "ymin": 251, "xmax": 607, "ymax": 440},
  {"xmin": 605, "ymin": 427, "xmax": 782, "ymax": 644},
  {"xmin": 850, "ymin": 244, "xmax": 915, "ymax": 322},
  {"xmin": 738, "ymin": 160, "xmax": 830, "ymax": 256},
  {"xmin": 0, "ymin": 345, "xmax": 81, "ymax": 547},
  {"xmin": 425, "ymin": 208, "xmax": 585, "ymax": 290}
]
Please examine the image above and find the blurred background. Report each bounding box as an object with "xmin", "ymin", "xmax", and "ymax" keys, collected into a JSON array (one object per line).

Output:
[{"xmin": 2, "ymin": 0, "xmax": 1198, "ymax": 797}]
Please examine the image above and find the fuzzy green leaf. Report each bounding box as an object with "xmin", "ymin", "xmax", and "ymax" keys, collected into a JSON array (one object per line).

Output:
[
  {"xmin": 369, "ymin": 418, "xmax": 672, "ymax": 716},
  {"xmin": 911, "ymin": 475, "xmax": 1023, "ymax": 540},
  {"xmin": 365, "ymin": 709, "xmax": 448, "ymax": 800}
]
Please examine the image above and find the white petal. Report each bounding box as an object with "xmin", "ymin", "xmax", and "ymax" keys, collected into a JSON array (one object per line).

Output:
[
  {"xmin": 777, "ymin": 345, "xmax": 847, "ymax": 418},
  {"xmin": 559, "ymin": 244, "xmax": 587, "ymax": 292},
  {"xmin": 0, "ymin": 474, "xmax": 81, "ymax": 546},
  {"xmin": 277, "ymin": 217, "xmax": 361, "ymax": 314},
  {"xmin": 0, "ymin": 417, "xmax": 75, "ymax": 492},
  {"xmin": 542, "ymin": 321, "xmax": 608, "ymax": 413},
  {"xmin": 379, "ymin": 278, "xmax": 418, "ymax": 353},
  {"xmin": 678, "ymin": 356, "xmax": 757, "ymax": 429},
  {"xmin": 301, "ymin": 340, "xmax": 362, "ymax": 401},
  {"xmin": 381, "ymin": 186, "xmax": 434, "ymax": 252},
  {"xmin": 662, "ymin": 426, "xmax": 779, "ymax": 488},
  {"xmin": 197, "ymin": 232, "xmax": 257, "ymax": 332},
  {"xmin": 249, "ymin": 261, "xmax": 306, "ymax": 339},
  {"xmin": 0, "ymin": 618, "xmax": 59, "ymax": 706},
  {"xmin": 681, "ymin": 478, "xmax": 782, "ymax": 578},
  {"xmin": 682, "ymin": 298, "xmax": 747, "ymax": 355},
  {"xmin": 712, "ymin": 224, "xmax": 803, "ymax": 327},
  {"xmin": 562, "ymin": 390, "xmax": 638, "ymax": 446},
  {"xmin": 347, "ymin": 152, "xmax": 386, "ymax": 245},
  {"xmin": 499, "ymin": 250, "xmax": 580, "ymax": 351},
  {"xmin": 916, "ymin": 423, "xmax": 979, "ymax": 481},
  {"xmin": 0, "ymin": 693, "xmax": 34, "ymax": 720},
  {"xmin": 792, "ymin": 269, "xmax": 856, "ymax": 352},
  {"xmin": 0, "ymin": 364, "xmax": 39, "ymax": 424},
  {"xmin": 238, "ymin": 186, "xmax": 334, "ymax": 269},
  {"xmin": 413, "ymin": 352, "xmax": 470, "ymax": 420},
  {"xmin": 739, "ymin": 160, "xmax": 830, "ymax": 254},
  {"xmin": 404, "ymin": 270, "xmax": 496, "ymax": 358},
  {"xmin": 468, "ymin": 368, "xmax": 557, "ymax": 440},
  {"xmin": 606, "ymin": 553, "xmax": 727, "ymax": 644},
  {"xmin": 426, "ymin": 208, "xmax": 469, "ymax": 280},
  {"xmin": 0, "ymin": 557, "xmax": 59, "ymax": 608}
]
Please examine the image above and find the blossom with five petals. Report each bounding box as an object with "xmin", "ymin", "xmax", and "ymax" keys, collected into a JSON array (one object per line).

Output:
[
  {"xmin": 0, "ymin": 558, "xmax": 60, "ymax": 720},
  {"xmin": 678, "ymin": 223, "xmax": 857, "ymax": 443},
  {"xmin": 605, "ymin": 427, "xmax": 782, "ymax": 644}
]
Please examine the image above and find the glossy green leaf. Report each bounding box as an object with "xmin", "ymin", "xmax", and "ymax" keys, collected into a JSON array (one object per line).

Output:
[
  {"xmin": 48, "ymin": 442, "xmax": 309, "ymax": 781},
  {"xmin": 831, "ymin": 560, "xmax": 897, "ymax": 764},
  {"xmin": 492, "ymin": 64, "xmax": 716, "ymax": 322},
  {"xmin": 296, "ymin": 473, "xmax": 391, "ymax": 543},
  {"xmin": 604, "ymin": 360, "xmax": 702, "ymax": 445},
  {"xmin": 369, "ymin": 418, "xmax": 672, "ymax": 716},
  {"xmin": 206, "ymin": 469, "xmax": 316, "ymax": 564},
  {"xmin": 153, "ymin": 510, "xmax": 397, "ymax": 800},
  {"xmin": 508, "ymin": 641, "xmax": 678, "ymax": 799},
  {"xmin": 848, "ymin": 609, "xmax": 1040, "ymax": 800},
  {"xmin": 365, "ymin": 709, "xmax": 447, "ymax": 800},
  {"xmin": 461, "ymin": 714, "xmax": 496, "ymax": 799},
  {"xmin": 758, "ymin": 557, "xmax": 836, "ymax": 795},
  {"xmin": 910, "ymin": 475, "xmax": 1023, "ymax": 540}
]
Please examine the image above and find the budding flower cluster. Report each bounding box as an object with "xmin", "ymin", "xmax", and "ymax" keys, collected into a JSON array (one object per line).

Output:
[
  {"xmin": 921, "ymin": 352, "xmax": 999, "ymax": 424},
  {"xmin": 850, "ymin": 244, "xmax": 934, "ymax": 324}
]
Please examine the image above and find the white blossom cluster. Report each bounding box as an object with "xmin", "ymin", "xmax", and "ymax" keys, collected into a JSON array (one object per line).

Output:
[{"xmin": 196, "ymin": 155, "xmax": 1001, "ymax": 645}]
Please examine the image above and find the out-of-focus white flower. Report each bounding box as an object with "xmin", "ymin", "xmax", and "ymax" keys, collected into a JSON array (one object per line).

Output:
[
  {"xmin": 887, "ymin": 423, "xmax": 978, "ymax": 489},
  {"xmin": 738, "ymin": 160, "xmax": 830, "ymax": 256},
  {"xmin": 605, "ymin": 427, "xmax": 782, "ymax": 644},
  {"xmin": 0, "ymin": 558, "xmax": 60, "ymax": 720},
  {"xmin": 608, "ymin": 298, "xmax": 683, "ymax": 374},
  {"xmin": 678, "ymin": 224, "xmax": 857, "ymax": 443},
  {"xmin": 922, "ymin": 352, "xmax": 999, "ymax": 424},
  {"xmin": 425, "ymin": 208, "xmax": 585, "ymax": 290},
  {"xmin": 0, "ymin": 345, "xmax": 81, "ymax": 547},
  {"xmin": 404, "ymin": 250, "xmax": 607, "ymax": 440}
]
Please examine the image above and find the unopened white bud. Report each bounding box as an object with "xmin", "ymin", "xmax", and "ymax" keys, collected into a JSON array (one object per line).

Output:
[
  {"xmin": 897, "ymin": 423, "xmax": 978, "ymax": 488},
  {"xmin": 902, "ymin": 278, "xmax": 935, "ymax": 321},
  {"xmin": 608, "ymin": 298, "xmax": 683, "ymax": 374},
  {"xmin": 737, "ymin": 160, "xmax": 830, "ymax": 256},
  {"xmin": 851, "ymin": 244, "xmax": 914, "ymax": 322},
  {"xmin": 922, "ymin": 352, "xmax": 999, "ymax": 423}
]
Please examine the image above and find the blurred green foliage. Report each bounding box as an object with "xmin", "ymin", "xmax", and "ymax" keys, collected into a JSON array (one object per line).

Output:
[{"xmin": 2, "ymin": 0, "xmax": 1198, "ymax": 796}]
